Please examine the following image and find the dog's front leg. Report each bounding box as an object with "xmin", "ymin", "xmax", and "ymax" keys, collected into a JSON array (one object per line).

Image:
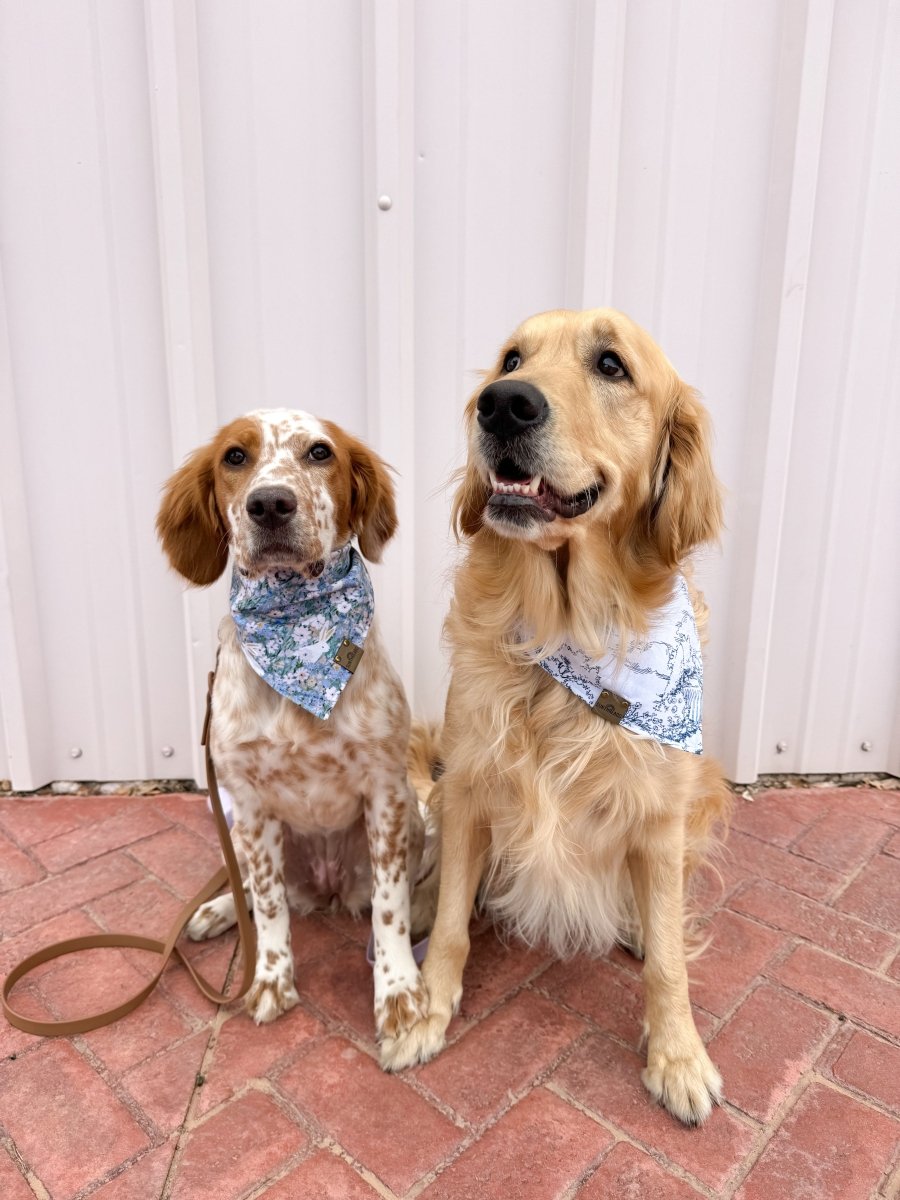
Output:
[
  {"xmin": 236, "ymin": 813, "xmax": 299, "ymax": 1024},
  {"xmin": 628, "ymin": 829, "xmax": 723, "ymax": 1125},
  {"xmin": 364, "ymin": 778, "xmax": 430, "ymax": 1067},
  {"xmin": 381, "ymin": 777, "xmax": 488, "ymax": 1070}
]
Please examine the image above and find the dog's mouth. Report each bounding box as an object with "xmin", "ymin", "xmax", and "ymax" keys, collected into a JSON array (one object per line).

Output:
[
  {"xmin": 486, "ymin": 458, "xmax": 603, "ymax": 524},
  {"xmin": 241, "ymin": 540, "xmax": 326, "ymax": 579}
]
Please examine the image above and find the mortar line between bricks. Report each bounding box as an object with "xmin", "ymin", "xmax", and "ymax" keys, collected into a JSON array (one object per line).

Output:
[
  {"xmin": 158, "ymin": 937, "xmax": 241, "ymax": 1200},
  {"xmin": 541, "ymin": 1080, "xmax": 721, "ymax": 1200},
  {"xmin": 764, "ymin": 931, "xmax": 900, "ymax": 988},
  {"xmin": 241, "ymin": 1137, "xmax": 400, "ymax": 1200},
  {"xmin": 118, "ymin": 846, "xmax": 226, "ymax": 906},
  {"xmin": 806, "ymin": 1069, "xmax": 900, "ymax": 1124},
  {"xmin": 723, "ymin": 1066, "xmax": 900, "ymax": 1200},
  {"xmin": 559, "ymin": 1139, "xmax": 621, "ymax": 1200},
  {"xmin": 84, "ymin": 860, "xmax": 189, "ymax": 913},
  {"xmin": 875, "ymin": 939, "xmax": 900, "ymax": 975},
  {"xmin": 723, "ymin": 875, "xmax": 900, "ymax": 975},
  {"xmin": 28, "ymin": 815, "xmax": 180, "ymax": 876},
  {"xmin": 398, "ymin": 1045, "xmax": 604, "ymax": 1200},
  {"xmin": 878, "ymin": 1139, "xmax": 900, "ymax": 1199},
  {"xmin": 408, "ymin": 1017, "xmax": 597, "ymax": 1139},
  {"xmin": 74, "ymin": 1142, "xmax": 177, "ymax": 1200},
  {"xmin": 2, "ymin": 1136, "xmax": 50, "ymax": 1200},
  {"xmin": 317, "ymin": 1139, "xmax": 401, "ymax": 1200},
  {"xmin": 0, "ymin": 831, "xmax": 50, "ymax": 881},
  {"xmin": 202, "ymin": 1085, "xmax": 320, "ymax": 1200}
]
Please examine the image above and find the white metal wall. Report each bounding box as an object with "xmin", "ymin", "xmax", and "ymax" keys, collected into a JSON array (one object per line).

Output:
[{"xmin": 1, "ymin": 0, "xmax": 898, "ymax": 790}]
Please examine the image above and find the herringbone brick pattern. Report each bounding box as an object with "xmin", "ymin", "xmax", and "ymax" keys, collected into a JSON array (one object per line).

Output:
[{"xmin": 0, "ymin": 786, "xmax": 898, "ymax": 1199}]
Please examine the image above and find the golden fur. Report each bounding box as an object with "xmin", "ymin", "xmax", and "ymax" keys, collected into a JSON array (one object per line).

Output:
[{"xmin": 384, "ymin": 309, "xmax": 731, "ymax": 1125}]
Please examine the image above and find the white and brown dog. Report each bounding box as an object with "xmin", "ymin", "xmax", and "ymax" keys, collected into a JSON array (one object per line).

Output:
[{"xmin": 156, "ymin": 409, "xmax": 428, "ymax": 1059}]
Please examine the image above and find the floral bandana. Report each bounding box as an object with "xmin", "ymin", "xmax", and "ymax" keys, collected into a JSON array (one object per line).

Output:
[
  {"xmin": 536, "ymin": 573, "xmax": 704, "ymax": 754},
  {"xmin": 230, "ymin": 544, "xmax": 374, "ymax": 721}
]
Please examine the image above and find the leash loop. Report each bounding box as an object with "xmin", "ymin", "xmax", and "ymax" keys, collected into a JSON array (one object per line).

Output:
[{"xmin": 1, "ymin": 671, "xmax": 257, "ymax": 1037}]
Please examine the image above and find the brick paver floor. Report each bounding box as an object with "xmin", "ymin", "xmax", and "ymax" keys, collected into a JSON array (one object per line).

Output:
[{"xmin": 0, "ymin": 786, "xmax": 898, "ymax": 1199}]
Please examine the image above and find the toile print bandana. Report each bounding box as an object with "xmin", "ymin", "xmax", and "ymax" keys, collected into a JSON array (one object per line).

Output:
[
  {"xmin": 230, "ymin": 544, "xmax": 374, "ymax": 720},
  {"xmin": 536, "ymin": 573, "xmax": 704, "ymax": 754}
]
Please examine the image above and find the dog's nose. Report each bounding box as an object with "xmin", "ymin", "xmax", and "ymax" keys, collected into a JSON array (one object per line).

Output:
[
  {"xmin": 476, "ymin": 378, "xmax": 549, "ymax": 438},
  {"xmin": 246, "ymin": 486, "xmax": 298, "ymax": 529}
]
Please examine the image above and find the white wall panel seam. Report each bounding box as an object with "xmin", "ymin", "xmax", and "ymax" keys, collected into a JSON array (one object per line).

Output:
[
  {"xmin": 731, "ymin": 0, "xmax": 836, "ymax": 781},
  {"xmin": 144, "ymin": 0, "xmax": 220, "ymax": 784},
  {"xmin": 800, "ymin": 0, "xmax": 887, "ymax": 769},
  {"xmin": 88, "ymin": 0, "xmax": 152, "ymax": 777},
  {"xmin": 840, "ymin": 0, "xmax": 900, "ymax": 776},
  {"xmin": 0, "ymin": 265, "xmax": 54, "ymax": 790},
  {"xmin": 564, "ymin": 0, "xmax": 627, "ymax": 310},
  {"xmin": 650, "ymin": 0, "xmax": 680, "ymax": 343},
  {"xmin": 361, "ymin": 0, "xmax": 417, "ymax": 697}
]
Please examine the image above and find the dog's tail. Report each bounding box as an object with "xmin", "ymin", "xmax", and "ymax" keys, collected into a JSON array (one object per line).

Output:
[
  {"xmin": 407, "ymin": 719, "xmax": 444, "ymax": 936},
  {"xmin": 407, "ymin": 719, "xmax": 444, "ymax": 811}
]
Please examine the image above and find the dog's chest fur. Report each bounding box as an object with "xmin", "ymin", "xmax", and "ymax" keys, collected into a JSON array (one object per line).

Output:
[{"xmin": 211, "ymin": 616, "xmax": 409, "ymax": 835}]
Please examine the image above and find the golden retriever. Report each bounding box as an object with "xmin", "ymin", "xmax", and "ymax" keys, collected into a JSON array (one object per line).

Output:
[{"xmin": 384, "ymin": 308, "xmax": 730, "ymax": 1125}]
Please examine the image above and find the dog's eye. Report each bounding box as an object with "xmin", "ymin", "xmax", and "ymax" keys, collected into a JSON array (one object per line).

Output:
[
  {"xmin": 309, "ymin": 443, "xmax": 332, "ymax": 462},
  {"xmin": 596, "ymin": 351, "xmax": 627, "ymax": 379},
  {"xmin": 224, "ymin": 447, "xmax": 247, "ymax": 466},
  {"xmin": 502, "ymin": 349, "xmax": 521, "ymax": 373}
]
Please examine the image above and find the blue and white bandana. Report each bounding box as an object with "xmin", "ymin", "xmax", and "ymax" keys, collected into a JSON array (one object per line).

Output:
[
  {"xmin": 230, "ymin": 544, "xmax": 374, "ymax": 721},
  {"xmin": 536, "ymin": 574, "xmax": 704, "ymax": 754}
]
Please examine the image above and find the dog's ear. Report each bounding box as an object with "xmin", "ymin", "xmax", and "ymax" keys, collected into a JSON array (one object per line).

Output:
[
  {"xmin": 451, "ymin": 463, "xmax": 490, "ymax": 539},
  {"xmin": 346, "ymin": 436, "xmax": 397, "ymax": 562},
  {"xmin": 156, "ymin": 441, "xmax": 229, "ymax": 585},
  {"xmin": 649, "ymin": 383, "xmax": 722, "ymax": 566}
]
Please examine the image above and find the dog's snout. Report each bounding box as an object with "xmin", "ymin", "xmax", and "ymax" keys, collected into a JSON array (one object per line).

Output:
[
  {"xmin": 246, "ymin": 486, "xmax": 298, "ymax": 529},
  {"xmin": 477, "ymin": 379, "xmax": 549, "ymax": 438}
]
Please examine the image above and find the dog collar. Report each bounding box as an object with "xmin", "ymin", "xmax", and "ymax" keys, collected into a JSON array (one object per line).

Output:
[
  {"xmin": 536, "ymin": 573, "xmax": 704, "ymax": 754},
  {"xmin": 229, "ymin": 544, "xmax": 374, "ymax": 721}
]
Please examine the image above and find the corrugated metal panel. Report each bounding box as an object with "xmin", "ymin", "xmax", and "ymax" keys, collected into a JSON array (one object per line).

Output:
[{"xmin": 0, "ymin": 0, "xmax": 897, "ymax": 788}]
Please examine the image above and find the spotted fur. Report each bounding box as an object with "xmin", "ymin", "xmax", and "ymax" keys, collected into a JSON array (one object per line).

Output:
[{"xmin": 157, "ymin": 410, "xmax": 429, "ymax": 1056}]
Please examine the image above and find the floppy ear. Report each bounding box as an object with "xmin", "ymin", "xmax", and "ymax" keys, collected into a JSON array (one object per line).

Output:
[
  {"xmin": 156, "ymin": 441, "xmax": 229, "ymax": 585},
  {"xmin": 650, "ymin": 384, "xmax": 722, "ymax": 566},
  {"xmin": 451, "ymin": 462, "xmax": 490, "ymax": 539},
  {"xmin": 346, "ymin": 437, "xmax": 397, "ymax": 561}
]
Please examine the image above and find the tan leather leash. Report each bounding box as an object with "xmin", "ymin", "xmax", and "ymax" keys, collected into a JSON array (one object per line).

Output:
[{"xmin": 1, "ymin": 672, "xmax": 256, "ymax": 1037}]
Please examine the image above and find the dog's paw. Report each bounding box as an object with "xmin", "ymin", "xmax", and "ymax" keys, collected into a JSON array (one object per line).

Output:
[
  {"xmin": 375, "ymin": 975, "xmax": 429, "ymax": 1046},
  {"xmin": 244, "ymin": 972, "xmax": 300, "ymax": 1025},
  {"xmin": 187, "ymin": 894, "xmax": 238, "ymax": 941},
  {"xmin": 642, "ymin": 1039, "xmax": 723, "ymax": 1126},
  {"xmin": 379, "ymin": 1009, "xmax": 451, "ymax": 1072}
]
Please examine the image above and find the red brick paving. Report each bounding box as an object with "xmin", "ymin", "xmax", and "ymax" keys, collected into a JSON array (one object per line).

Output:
[
  {"xmin": 577, "ymin": 1140, "xmax": 706, "ymax": 1198},
  {"xmin": 825, "ymin": 1027, "xmax": 900, "ymax": 1111},
  {"xmin": 733, "ymin": 1083, "xmax": 899, "ymax": 1200},
  {"xmin": 258, "ymin": 1150, "xmax": 381, "ymax": 1199},
  {"xmin": 0, "ymin": 787, "xmax": 897, "ymax": 1199},
  {"xmin": 418, "ymin": 1087, "xmax": 612, "ymax": 1199},
  {"xmin": 706, "ymin": 984, "xmax": 835, "ymax": 1121}
]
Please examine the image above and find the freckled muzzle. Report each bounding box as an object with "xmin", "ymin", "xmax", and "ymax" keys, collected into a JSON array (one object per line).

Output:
[{"xmin": 240, "ymin": 482, "xmax": 328, "ymax": 576}]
